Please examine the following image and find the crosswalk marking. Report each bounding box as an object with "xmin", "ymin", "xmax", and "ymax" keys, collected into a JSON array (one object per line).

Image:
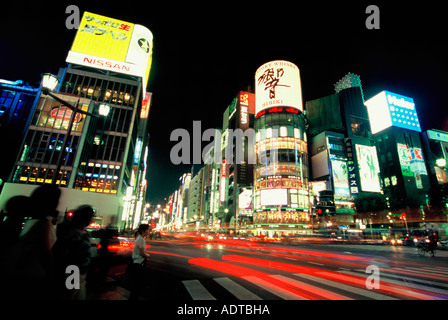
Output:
[
  {"xmin": 182, "ymin": 280, "xmax": 216, "ymax": 300},
  {"xmin": 340, "ymin": 270, "xmax": 448, "ymax": 297},
  {"xmin": 421, "ymin": 266, "xmax": 448, "ymax": 272},
  {"xmin": 307, "ymin": 262, "xmax": 325, "ymax": 266},
  {"xmin": 293, "ymin": 273, "xmax": 398, "ymax": 300},
  {"xmin": 354, "ymin": 268, "xmax": 448, "ymax": 289},
  {"xmin": 268, "ymin": 275, "xmax": 353, "ymax": 300},
  {"xmin": 410, "ymin": 266, "xmax": 448, "ymax": 276},
  {"xmin": 213, "ymin": 277, "xmax": 262, "ymax": 300},
  {"xmin": 183, "ymin": 266, "xmax": 448, "ymax": 301},
  {"xmin": 392, "ymin": 267, "xmax": 448, "ymax": 281},
  {"xmin": 242, "ymin": 276, "xmax": 309, "ymax": 300}
]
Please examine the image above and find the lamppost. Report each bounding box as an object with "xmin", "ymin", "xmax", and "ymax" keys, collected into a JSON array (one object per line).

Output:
[{"xmin": 41, "ymin": 73, "xmax": 110, "ymax": 185}]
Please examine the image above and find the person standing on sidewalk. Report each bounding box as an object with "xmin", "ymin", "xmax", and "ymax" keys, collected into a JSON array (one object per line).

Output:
[
  {"xmin": 52, "ymin": 205, "xmax": 95, "ymax": 300},
  {"xmin": 129, "ymin": 224, "xmax": 150, "ymax": 300}
]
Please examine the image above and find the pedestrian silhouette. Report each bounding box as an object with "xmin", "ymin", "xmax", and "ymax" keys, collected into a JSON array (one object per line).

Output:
[
  {"xmin": 1, "ymin": 184, "xmax": 61, "ymax": 300},
  {"xmin": 52, "ymin": 205, "xmax": 95, "ymax": 300},
  {"xmin": 0, "ymin": 195, "xmax": 31, "ymax": 245}
]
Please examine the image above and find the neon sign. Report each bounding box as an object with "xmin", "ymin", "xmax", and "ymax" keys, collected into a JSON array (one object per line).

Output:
[
  {"xmin": 365, "ymin": 90, "xmax": 421, "ymax": 134},
  {"xmin": 255, "ymin": 106, "xmax": 300, "ymax": 118}
]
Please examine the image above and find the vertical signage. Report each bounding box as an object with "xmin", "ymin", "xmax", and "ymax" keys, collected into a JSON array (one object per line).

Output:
[
  {"xmin": 220, "ymin": 160, "xmax": 227, "ymax": 203},
  {"xmin": 344, "ymin": 138, "xmax": 358, "ymax": 194},
  {"xmin": 239, "ymin": 92, "xmax": 249, "ymax": 127}
]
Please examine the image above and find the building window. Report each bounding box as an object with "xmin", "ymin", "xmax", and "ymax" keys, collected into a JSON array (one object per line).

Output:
[
  {"xmin": 386, "ymin": 152, "xmax": 392, "ymax": 162},
  {"xmin": 33, "ymin": 97, "xmax": 89, "ymax": 133},
  {"xmin": 350, "ymin": 116, "xmax": 370, "ymax": 138},
  {"xmin": 391, "ymin": 175, "xmax": 397, "ymax": 186}
]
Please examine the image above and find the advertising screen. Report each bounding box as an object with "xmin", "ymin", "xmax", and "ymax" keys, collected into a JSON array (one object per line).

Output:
[
  {"xmin": 397, "ymin": 144, "xmax": 428, "ymax": 176},
  {"xmin": 66, "ymin": 12, "xmax": 153, "ymax": 95},
  {"xmin": 397, "ymin": 143, "xmax": 413, "ymax": 177},
  {"xmin": 260, "ymin": 189, "xmax": 288, "ymax": 206},
  {"xmin": 238, "ymin": 187, "xmax": 253, "ymax": 213},
  {"xmin": 355, "ymin": 145, "xmax": 381, "ymax": 192},
  {"xmin": 331, "ymin": 159, "xmax": 350, "ymax": 195},
  {"xmin": 365, "ymin": 91, "xmax": 421, "ymax": 134},
  {"xmin": 255, "ymin": 61, "xmax": 302, "ymax": 114}
]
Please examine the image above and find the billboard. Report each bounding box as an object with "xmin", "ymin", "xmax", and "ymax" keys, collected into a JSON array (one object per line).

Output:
[
  {"xmin": 260, "ymin": 189, "xmax": 288, "ymax": 206},
  {"xmin": 66, "ymin": 12, "xmax": 153, "ymax": 95},
  {"xmin": 364, "ymin": 91, "xmax": 421, "ymax": 134},
  {"xmin": 397, "ymin": 143, "xmax": 428, "ymax": 176},
  {"xmin": 427, "ymin": 129, "xmax": 448, "ymax": 142},
  {"xmin": 255, "ymin": 61, "xmax": 302, "ymax": 114},
  {"xmin": 331, "ymin": 159, "xmax": 350, "ymax": 196},
  {"xmin": 355, "ymin": 145, "xmax": 381, "ymax": 192}
]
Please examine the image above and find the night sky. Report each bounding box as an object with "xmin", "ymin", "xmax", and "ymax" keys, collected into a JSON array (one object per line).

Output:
[{"xmin": 1, "ymin": 1, "xmax": 447, "ymax": 205}]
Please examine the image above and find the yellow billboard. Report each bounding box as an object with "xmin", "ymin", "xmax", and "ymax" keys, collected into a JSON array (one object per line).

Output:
[
  {"xmin": 71, "ymin": 12, "xmax": 134, "ymax": 62},
  {"xmin": 66, "ymin": 11, "xmax": 153, "ymax": 95}
]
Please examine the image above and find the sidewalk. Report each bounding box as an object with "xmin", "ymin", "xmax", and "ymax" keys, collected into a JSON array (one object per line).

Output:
[{"xmin": 87, "ymin": 276, "xmax": 130, "ymax": 300}]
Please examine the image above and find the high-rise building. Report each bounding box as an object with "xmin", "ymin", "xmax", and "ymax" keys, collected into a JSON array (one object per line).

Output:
[
  {"xmin": 306, "ymin": 74, "xmax": 379, "ymax": 225},
  {"xmin": 420, "ymin": 129, "xmax": 448, "ymax": 221},
  {"xmin": 171, "ymin": 173, "xmax": 192, "ymax": 230},
  {"xmin": 0, "ymin": 12, "xmax": 153, "ymax": 229},
  {"xmin": 365, "ymin": 90, "xmax": 431, "ymax": 221},
  {"xmin": 252, "ymin": 61, "xmax": 310, "ymax": 236},
  {"xmin": 422, "ymin": 129, "xmax": 448, "ymax": 185},
  {"xmin": 0, "ymin": 79, "xmax": 39, "ymax": 189},
  {"xmin": 187, "ymin": 166, "xmax": 206, "ymax": 227},
  {"xmin": 220, "ymin": 91, "xmax": 255, "ymax": 231}
]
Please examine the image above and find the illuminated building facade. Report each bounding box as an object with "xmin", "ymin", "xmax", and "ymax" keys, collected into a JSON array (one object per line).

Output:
[
  {"xmin": 0, "ymin": 79, "xmax": 39, "ymax": 189},
  {"xmin": 220, "ymin": 91, "xmax": 255, "ymax": 231},
  {"xmin": 365, "ymin": 91, "xmax": 430, "ymax": 221},
  {"xmin": 187, "ymin": 166, "xmax": 206, "ymax": 227},
  {"xmin": 306, "ymin": 74, "xmax": 380, "ymax": 225},
  {"xmin": 252, "ymin": 61, "xmax": 310, "ymax": 236},
  {"xmin": 422, "ymin": 129, "xmax": 448, "ymax": 185},
  {"xmin": 421, "ymin": 129, "xmax": 448, "ymax": 220},
  {"xmin": 0, "ymin": 12, "xmax": 153, "ymax": 229}
]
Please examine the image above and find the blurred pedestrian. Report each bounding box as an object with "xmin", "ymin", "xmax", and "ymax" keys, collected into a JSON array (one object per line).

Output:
[
  {"xmin": 1, "ymin": 185, "xmax": 61, "ymax": 300},
  {"xmin": 0, "ymin": 195, "xmax": 31, "ymax": 300},
  {"xmin": 0, "ymin": 195, "xmax": 31, "ymax": 245},
  {"xmin": 52, "ymin": 205, "xmax": 95, "ymax": 300},
  {"xmin": 129, "ymin": 224, "xmax": 150, "ymax": 300}
]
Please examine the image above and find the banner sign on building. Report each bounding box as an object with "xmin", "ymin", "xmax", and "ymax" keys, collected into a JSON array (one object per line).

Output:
[
  {"xmin": 397, "ymin": 143, "xmax": 428, "ymax": 176},
  {"xmin": 331, "ymin": 159, "xmax": 350, "ymax": 196},
  {"xmin": 356, "ymin": 144, "xmax": 381, "ymax": 193},
  {"xmin": 344, "ymin": 138, "xmax": 358, "ymax": 194}
]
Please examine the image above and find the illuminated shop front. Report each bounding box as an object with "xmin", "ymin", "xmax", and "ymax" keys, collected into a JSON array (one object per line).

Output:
[{"xmin": 252, "ymin": 61, "xmax": 310, "ymax": 235}]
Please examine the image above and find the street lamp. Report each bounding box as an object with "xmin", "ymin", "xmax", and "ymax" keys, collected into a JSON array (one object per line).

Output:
[
  {"xmin": 40, "ymin": 73, "xmax": 110, "ymax": 185},
  {"xmin": 98, "ymin": 103, "xmax": 111, "ymax": 117},
  {"xmin": 436, "ymin": 158, "xmax": 446, "ymax": 168},
  {"xmin": 41, "ymin": 73, "xmax": 59, "ymax": 93}
]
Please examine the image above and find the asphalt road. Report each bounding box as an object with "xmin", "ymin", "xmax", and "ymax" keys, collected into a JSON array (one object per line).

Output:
[{"xmin": 105, "ymin": 237, "xmax": 448, "ymax": 301}]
